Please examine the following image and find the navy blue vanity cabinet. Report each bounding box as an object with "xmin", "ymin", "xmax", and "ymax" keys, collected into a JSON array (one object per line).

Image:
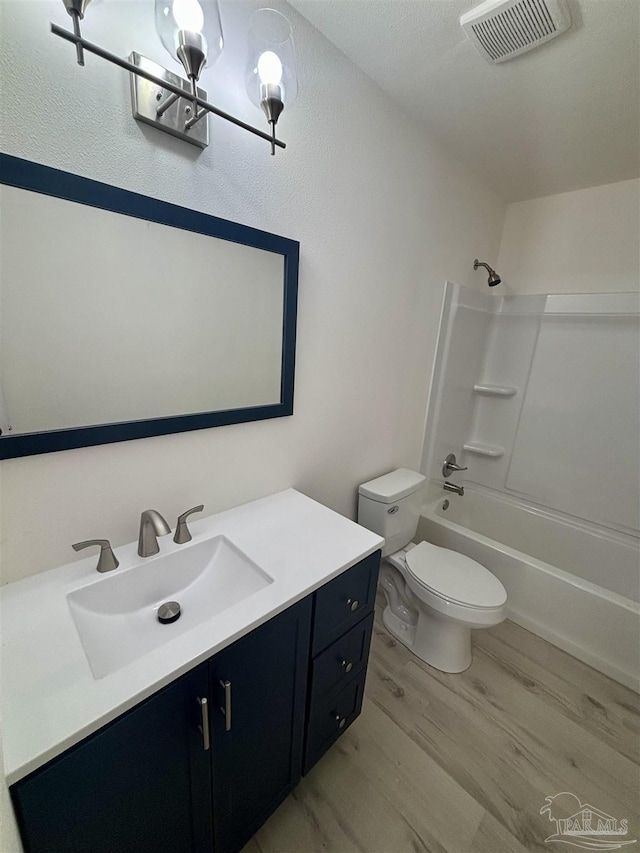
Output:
[
  {"xmin": 208, "ymin": 596, "xmax": 312, "ymax": 853},
  {"xmin": 303, "ymin": 550, "xmax": 380, "ymax": 774},
  {"xmin": 9, "ymin": 554, "xmax": 379, "ymax": 853},
  {"xmin": 11, "ymin": 664, "xmax": 213, "ymax": 853}
]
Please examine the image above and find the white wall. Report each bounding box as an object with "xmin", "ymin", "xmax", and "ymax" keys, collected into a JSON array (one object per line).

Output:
[
  {"xmin": 0, "ymin": 3, "xmax": 505, "ymax": 846},
  {"xmin": 0, "ymin": 0, "xmax": 505, "ymax": 585},
  {"xmin": 497, "ymin": 179, "xmax": 640, "ymax": 294}
]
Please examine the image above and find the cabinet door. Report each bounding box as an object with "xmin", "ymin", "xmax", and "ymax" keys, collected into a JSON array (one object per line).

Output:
[
  {"xmin": 11, "ymin": 665, "xmax": 213, "ymax": 853},
  {"xmin": 208, "ymin": 597, "xmax": 312, "ymax": 853}
]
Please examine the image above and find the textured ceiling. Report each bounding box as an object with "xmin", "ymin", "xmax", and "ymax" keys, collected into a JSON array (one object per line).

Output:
[{"xmin": 290, "ymin": 0, "xmax": 640, "ymax": 201}]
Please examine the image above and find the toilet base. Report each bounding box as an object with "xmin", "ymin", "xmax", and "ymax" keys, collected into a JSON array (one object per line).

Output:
[
  {"xmin": 382, "ymin": 604, "xmax": 416, "ymax": 649},
  {"xmin": 414, "ymin": 605, "xmax": 473, "ymax": 673},
  {"xmin": 382, "ymin": 603, "xmax": 473, "ymax": 673}
]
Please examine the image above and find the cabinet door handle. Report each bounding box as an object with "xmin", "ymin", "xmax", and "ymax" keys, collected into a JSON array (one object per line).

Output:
[
  {"xmin": 219, "ymin": 680, "xmax": 232, "ymax": 732},
  {"xmin": 341, "ymin": 660, "xmax": 353, "ymax": 673},
  {"xmin": 334, "ymin": 714, "xmax": 346, "ymax": 729},
  {"xmin": 197, "ymin": 697, "xmax": 210, "ymax": 751},
  {"xmin": 347, "ymin": 598, "xmax": 359, "ymax": 612}
]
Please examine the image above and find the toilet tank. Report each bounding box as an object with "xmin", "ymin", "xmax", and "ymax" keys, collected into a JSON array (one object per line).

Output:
[{"xmin": 358, "ymin": 468, "xmax": 426, "ymax": 557}]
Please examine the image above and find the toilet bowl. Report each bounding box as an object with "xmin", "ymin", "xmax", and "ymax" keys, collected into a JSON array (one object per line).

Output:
[
  {"xmin": 358, "ymin": 468, "xmax": 507, "ymax": 673},
  {"xmin": 382, "ymin": 541, "xmax": 506, "ymax": 672}
]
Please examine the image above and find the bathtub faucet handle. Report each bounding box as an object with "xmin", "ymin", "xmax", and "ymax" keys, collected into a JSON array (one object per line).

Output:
[{"xmin": 442, "ymin": 453, "xmax": 468, "ymax": 478}]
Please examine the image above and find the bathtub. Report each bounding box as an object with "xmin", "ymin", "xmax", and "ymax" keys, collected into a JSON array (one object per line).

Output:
[{"xmin": 416, "ymin": 489, "xmax": 640, "ymax": 691}]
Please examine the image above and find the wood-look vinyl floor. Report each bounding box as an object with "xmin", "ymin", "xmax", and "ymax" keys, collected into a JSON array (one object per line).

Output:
[{"xmin": 243, "ymin": 603, "xmax": 640, "ymax": 853}]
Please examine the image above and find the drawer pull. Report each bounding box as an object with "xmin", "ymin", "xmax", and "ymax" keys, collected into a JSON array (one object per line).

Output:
[
  {"xmin": 341, "ymin": 660, "xmax": 353, "ymax": 673},
  {"xmin": 347, "ymin": 598, "xmax": 359, "ymax": 612},
  {"xmin": 334, "ymin": 714, "xmax": 346, "ymax": 729}
]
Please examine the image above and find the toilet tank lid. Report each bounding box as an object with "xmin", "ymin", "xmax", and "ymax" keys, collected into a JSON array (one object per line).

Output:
[{"xmin": 359, "ymin": 468, "xmax": 426, "ymax": 504}]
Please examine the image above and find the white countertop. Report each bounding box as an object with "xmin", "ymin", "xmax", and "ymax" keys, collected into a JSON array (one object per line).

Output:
[{"xmin": 1, "ymin": 489, "xmax": 383, "ymax": 785}]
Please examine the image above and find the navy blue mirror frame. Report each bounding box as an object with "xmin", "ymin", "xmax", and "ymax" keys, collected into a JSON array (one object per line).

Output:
[{"xmin": 0, "ymin": 154, "xmax": 299, "ymax": 459}]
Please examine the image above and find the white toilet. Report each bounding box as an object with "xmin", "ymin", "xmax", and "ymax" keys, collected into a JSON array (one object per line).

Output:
[{"xmin": 358, "ymin": 468, "xmax": 507, "ymax": 673}]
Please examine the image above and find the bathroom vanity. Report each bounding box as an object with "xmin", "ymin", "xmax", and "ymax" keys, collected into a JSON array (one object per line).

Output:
[{"xmin": 1, "ymin": 490, "xmax": 382, "ymax": 853}]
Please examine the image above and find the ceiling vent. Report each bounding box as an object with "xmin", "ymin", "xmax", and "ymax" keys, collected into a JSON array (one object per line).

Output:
[{"xmin": 460, "ymin": 0, "xmax": 571, "ymax": 64}]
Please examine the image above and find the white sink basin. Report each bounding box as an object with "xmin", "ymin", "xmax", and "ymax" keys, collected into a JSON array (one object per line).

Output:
[{"xmin": 67, "ymin": 536, "xmax": 273, "ymax": 679}]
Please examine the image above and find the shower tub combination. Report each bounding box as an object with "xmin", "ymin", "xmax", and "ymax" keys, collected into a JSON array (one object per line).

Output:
[
  {"xmin": 417, "ymin": 286, "xmax": 640, "ymax": 692},
  {"xmin": 417, "ymin": 489, "xmax": 640, "ymax": 691}
]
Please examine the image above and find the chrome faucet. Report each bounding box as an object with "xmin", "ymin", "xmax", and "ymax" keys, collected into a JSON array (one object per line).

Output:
[
  {"xmin": 443, "ymin": 481, "xmax": 464, "ymax": 496},
  {"xmin": 138, "ymin": 509, "xmax": 171, "ymax": 557}
]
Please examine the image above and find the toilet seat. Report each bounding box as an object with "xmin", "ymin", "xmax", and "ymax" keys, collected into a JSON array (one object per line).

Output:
[{"xmin": 405, "ymin": 541, "xmax": 506, "ymax": 609}]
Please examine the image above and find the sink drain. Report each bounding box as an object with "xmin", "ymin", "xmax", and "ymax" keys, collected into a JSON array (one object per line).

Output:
[{"xmin": 158, "ymin": 601, "xmax": 181, "ymax": 624}]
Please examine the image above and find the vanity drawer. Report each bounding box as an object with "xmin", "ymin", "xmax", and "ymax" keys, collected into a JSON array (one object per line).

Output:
[
  {"xmin": 303, "ymin": 671, "xmax": 367, "ymax": 774},
  {"xmin": 310, "ymin": 611, "xmax": 374, "ymax": 703},
  {"xmin": 312, "ymin": 550, "xmax": 380, "ymax": 655}
]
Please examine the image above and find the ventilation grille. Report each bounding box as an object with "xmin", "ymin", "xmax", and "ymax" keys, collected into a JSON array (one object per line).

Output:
[{"xmin": 461, "ymin": 0, "xmax": 571, "ymax": 64}]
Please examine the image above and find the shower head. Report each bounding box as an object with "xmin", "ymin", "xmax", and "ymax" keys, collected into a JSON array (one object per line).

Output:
[{"xmin": 474, "ymin": 259, "xmax": 502, "ymax": 287}]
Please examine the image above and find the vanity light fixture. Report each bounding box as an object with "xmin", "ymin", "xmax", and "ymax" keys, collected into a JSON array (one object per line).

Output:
[
  {"xmin": 52, "ymin": 0, "xmax": 297, "ymax": 154},
  {"xmin": 245, "ymin": 9, "xmax": 298, "ymax": 155}
]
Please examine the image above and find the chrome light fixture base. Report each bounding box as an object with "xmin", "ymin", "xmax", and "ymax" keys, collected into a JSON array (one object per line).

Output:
[{"xmin": 129, "ymin": 53, "xmax": 209, "ymax": 150}]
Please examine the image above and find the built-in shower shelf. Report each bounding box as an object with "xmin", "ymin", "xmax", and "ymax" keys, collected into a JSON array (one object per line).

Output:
[
  {"xmin": 463, "ymin": 442, "xmax": 505, "ymax": 458},
  {"xmin": 473, "ymin": 384, "xmax": 517, "ymax": 397}
]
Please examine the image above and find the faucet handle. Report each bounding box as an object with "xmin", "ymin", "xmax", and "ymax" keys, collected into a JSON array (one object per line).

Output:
[
  {"xmin": 442, "ymin": 453, "xmax": 468, "ymax": 478},
  {"xmin": 173, "ymin": 505, "xmax": 205, "ymax": 544},
  {"xmin": 72, "ymin": 539, "xmax": 119, "ymax": 573}
]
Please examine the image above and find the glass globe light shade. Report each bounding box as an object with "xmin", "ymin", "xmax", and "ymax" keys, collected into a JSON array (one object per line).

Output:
[
  {"xmin": 155, "ymin": 0, "xmax": 224, "ymax": 71},
  {"xmin": 245, "ymin": 9, "xmax": 298, "ymax": 113}
]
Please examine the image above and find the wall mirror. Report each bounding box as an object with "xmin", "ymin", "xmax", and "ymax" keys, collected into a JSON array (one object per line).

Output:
[{"xmin": 0, "ymin": 155, "xmax": 298, "ymax": 459}]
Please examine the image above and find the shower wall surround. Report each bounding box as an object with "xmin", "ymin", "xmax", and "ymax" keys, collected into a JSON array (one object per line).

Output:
[{"xmin": 423, "ymin": 283, "xmax": 640, "ymax": 541}]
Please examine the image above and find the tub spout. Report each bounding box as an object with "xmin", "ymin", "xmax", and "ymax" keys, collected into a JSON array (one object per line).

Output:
[{"xmin": 443, "ymin": 482, "xmax": 464, "ymax": 496}]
